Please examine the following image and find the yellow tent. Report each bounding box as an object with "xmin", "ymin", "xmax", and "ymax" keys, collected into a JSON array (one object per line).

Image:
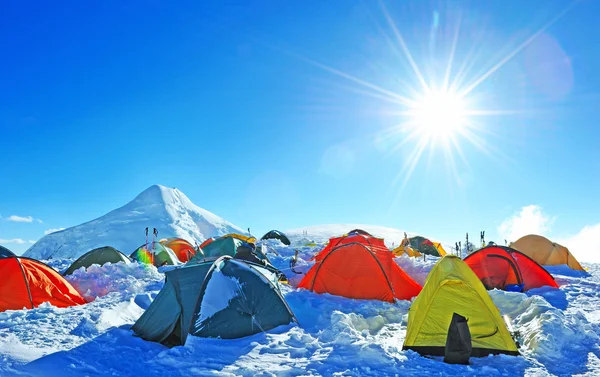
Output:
[
  {"xmin": 221, "ymin": 233, "xmax": 257, "ymax": 244},
  {"xmin": 510, "ymin": 234, "xmax": 584, "ymax": 271},
  {"xmin": 391, "ymin": 244, "xmax": 422, "ymax": 257},
  {"xmin": 403, "ymin": 255, "xmax": 519, "ymax": 357}
]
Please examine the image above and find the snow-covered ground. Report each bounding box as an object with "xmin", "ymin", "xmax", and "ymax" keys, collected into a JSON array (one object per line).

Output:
[{"xmin": 1, "ymin": 238, "xmax": 599, "ymax": 377}]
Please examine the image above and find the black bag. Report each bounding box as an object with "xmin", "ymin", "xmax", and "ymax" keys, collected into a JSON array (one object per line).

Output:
[{"xmin": 444, "ymin": 313, "xmax": 472, "ymax": 364}]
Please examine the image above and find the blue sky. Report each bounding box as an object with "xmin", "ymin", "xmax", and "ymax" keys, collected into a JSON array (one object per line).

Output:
[{"xmin": 1, "ymin": 0, "xmax": 599, "ymax": 258}]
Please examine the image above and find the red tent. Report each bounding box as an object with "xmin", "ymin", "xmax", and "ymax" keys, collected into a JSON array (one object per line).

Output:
[
  {"xmin": 311, "ymin": 230, "xmax": 388, "ymax": 262},
  {"xmin": 299, "ymin": 240, "xmax": 422, "ymax": 302},
  {"xmin": 160, "ymin": 237, "xmax": 197, "ymax": 262},
  {"xmin": 464, "ymin": 245, "xmax": 558, "ymax": 292},
  {"xmin": 0, "ymin": 246, "xmax": 87, "ymax": 312}
]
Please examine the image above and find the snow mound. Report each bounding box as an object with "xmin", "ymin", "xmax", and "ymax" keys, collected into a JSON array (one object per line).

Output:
[{"xmin": 24, "ymin": 185, "xmax": 244, "ymax": 260}]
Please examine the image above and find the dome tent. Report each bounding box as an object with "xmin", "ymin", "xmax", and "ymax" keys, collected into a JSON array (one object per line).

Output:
[
  {"xmin": 188, "ymin": 235, "xmax": 270, "ymax": 264},
  {"xmin": 299, "ymin": 232, "xmax": 422, "ymax": 302},
  {"xmin": 64, "ymin": 246, "xmax": 130, "ymax": 276},
  {"xmin": 403, "ymin": 255, "xmax": 519, "ymax": 357},
  {"xmin": 260, "ymin": 230, "xmax": 291, "ymax": 245},
  {"xmin": 463, "ymin": 245, "xmax": 558, "ymax": 292},
  {"xmin": 132, "ymin": 256, "xmax": 297, "ymax": 345},
  {"xmin": 0, "ymin": 245, "xmax": 87, "ymax": 312},
  {"xmin": 510, "ymin": 234, "xmax": 584, "ymax": 271},
  {"xmin": 311, "ymin": 230, "xmax": 388, "ymax": 262},
  {"xmin": 160, "ymin": 237, "xmax": 199, "ymax": 263},
  {"xmin": 130, "ymin": 241, "xmax": 179, "ymax": 267}
]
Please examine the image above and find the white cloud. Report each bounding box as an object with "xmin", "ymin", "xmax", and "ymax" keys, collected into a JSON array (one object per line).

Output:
[
  {"xmin": 37, "ymin": 219, "xmax": 43, "ymax": 224},
  {"xmin": 28, "ymin": 240, "xmax": 36, "ymax": 244},
  {"xmin": 498, "ymin": 205, "xmax": 555, "ymax": 243},
  {"xmin": 7, "ymin": 215, "xmax": 34, "ymax": 223},
  {"xmin": 44, "ymin": 228, "xmax": 65, "ymax": 235},
  {"xmin": 556, "ymin": 223, "xmax": 600, "ymax": 263},
  {"xmin": 0, "ymin": 238, "xmax": 27, "ymax": 244}
]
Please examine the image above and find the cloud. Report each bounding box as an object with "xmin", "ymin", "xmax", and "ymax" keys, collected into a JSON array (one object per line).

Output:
[
  {"xmin": 44, "ymin": 228, "xmax": 65, "ymax": 235},
  {"xmin": 28, "ymin": 240, "xmax": 36, "ymax": 244},
  {"xmin": 0, "ymin": 238, "xmax": 28, "ymax": 244},
  {"xmin": 498, "ymin": 205, "xmax": 555, "ymax": 243},
  {"xmin": 556, "ymin": 223, "xmax": 600, "ymax": 263},
  {"xmin": 7, "ymin": 215, "xmax": 34, "ymax": 223}
]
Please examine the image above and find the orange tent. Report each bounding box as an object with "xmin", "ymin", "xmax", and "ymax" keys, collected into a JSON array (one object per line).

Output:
[
  {"xmin": 311, "ymin": 230, "xmax": 388, "ymax": 262},
  {"xmin": 0, "ymin": 247, "xmax": 87, "ymax": 312},
  {"xmin": 298, "ymin": 240, "xmax": 422, "ymax": 302},
  {"xmin": 510, "ymin": 234, "xmax": 584, "ymax": 271},
  {"xmin": 160, "ymin": 237, "xmax": 198, "ymax": 262}
]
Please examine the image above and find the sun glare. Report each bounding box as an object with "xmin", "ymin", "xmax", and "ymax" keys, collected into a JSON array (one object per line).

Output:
[{"xmin": 409, "ymin": 89, "xmax": 467, "ymax": 139}]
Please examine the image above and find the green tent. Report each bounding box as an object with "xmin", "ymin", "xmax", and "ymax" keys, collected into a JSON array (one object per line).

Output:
[
  {"xmin": 64, "ymin": 246, "xmax": 130, "ymax": 275},
  {"xmin": 130, "ymin": 242, "xmax": 179, "ymax": 267},
  {"xmin": 132, "ymin": 256, "xmax": 297, "ymax": 345},
  {"xmin": 260, "ymin": 230, "xmax": 291, "ymax": 245},
  {"xmin": 188, "ymin": 236, "xmax": 270, "ymax": 264},
  {"xmin": 409, "ymin": 236, "xmax": 447, "ymax": 257}
]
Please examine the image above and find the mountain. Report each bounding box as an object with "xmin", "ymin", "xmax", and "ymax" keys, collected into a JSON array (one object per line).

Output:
[{"xmin": 24, "ymin": 185, "xmax": 245, "ymax": 259}]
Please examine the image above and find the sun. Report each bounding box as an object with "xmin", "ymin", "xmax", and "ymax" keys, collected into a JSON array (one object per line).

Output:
[{"xmin": 408, "ymin": 89, "xmax": 468, "ymax": 140}]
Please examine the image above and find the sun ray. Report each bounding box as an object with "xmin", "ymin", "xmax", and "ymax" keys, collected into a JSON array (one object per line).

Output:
[
  {"xmin": 379, "ymin": 0, "xmax": 431, "ymax": 93},
  {"xmin": 443, "ymin": 12, "xmax": 462, "ymax": 91}
]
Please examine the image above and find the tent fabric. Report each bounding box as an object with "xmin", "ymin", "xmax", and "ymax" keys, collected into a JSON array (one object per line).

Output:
[
  {"xmin": 402, "ymin": 255, "xmax": 519, "ymax": 357},
  {"xmin": 130, "ymin": 242, "xmax": 179, "ymax": 267},
  {"xmin": 221, "ymin": 233, "xmax": 257, "ymax": 244},
  {"xmin": 260, "ymin": 230, "xmax": 291, "ymax": 245},
  {"xmin": 132, "ymin": 256, "xmax": 296, "ymax": 345},
  {"xmin": 0, "ymin": 256, "xmax": 87, "ymax": 312},
  {"xmin": 391, "ymin": 245, "xmax": 422, "ymax": 258},
  {"xmin": 408, "ymin": 236, "xmax": 447, "ymax": 257},
  {"xmin": 510, "ymin": 234, "xmax": 584, "ymax": 271},
  {"xmin": 312, "ymin": 232, "xmax": 388, "ymax": 262},
  {"xmin": 64, "ymin": 246, "xmax": 130, "ymax": 276},
  {"xmin": 188, "ymin": 236, "xmax": 270, "ymax": 264},
  {"xmin": 0, "ymin": 245, "xmax": 16, "ymax": 259},
  {"xmin": 199, "ymin": 238, "xmax": 216, "ymax": 249},
  {"xmin": 463, "ymin": 246, "xmax": 558, "ymax": 292},
  {"xmin": 160, "ymin": 238, "xmax": 199, "ymax": 263},
  {"xmin": 298, "ymin": 241, "xmax": 422, "ymax": 302}
]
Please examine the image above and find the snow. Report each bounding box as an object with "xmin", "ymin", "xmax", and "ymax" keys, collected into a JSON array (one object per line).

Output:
[
  {"xmin": 285, "ymin": 224, "xmax": 454, "ymax": 251},
  {"xmin": 197, "ymin": 263, "xmax": 243, "ymax": 324},
  {"xmin": 23, "ymin": 185, "xmax": 245, "ymax": 260},
  {"xmin": 1, "ymin": 227, "xmax": 599, "ymax": 376}
]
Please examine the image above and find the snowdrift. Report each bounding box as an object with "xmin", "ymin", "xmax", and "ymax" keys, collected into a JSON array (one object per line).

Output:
[{"xmin": 0, "ymin": 242, "xmax": 598, "ymax": 376}]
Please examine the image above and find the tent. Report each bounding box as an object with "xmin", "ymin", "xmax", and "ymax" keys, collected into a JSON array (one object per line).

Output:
[
  {"xmin": 221, "ymin": 233, "xmax": 257, "ymax": 244},
  {"xmin": 160, "ymin": 238, "xmax": 199, "ymax": 263},
  {"xmin": 407, "ymin": 236, "xmax": 447, "ymax": 257},
  {"xmin": 132, "ymin": 256, "xmax": 297, "ymax": 345},
  {"xmin": 199, "ymin": 237, "xmax": 216, "ymax": 249},
  {"xmin": 64, "ymin": 246, "xmax": 130, "ymax": 276},
  {"xmin": 298, "ymin": 240, "xmax": 422, "ymax": 302},
  {"xmin": 0, "ymin": 246, "xmax": 87, "ymax": 312},
  {"xmin": 188, "ymin": 235, "xmax": 270, "ymax": 264},
  {"xmin": 402, "ymin": 255, "xmax": 519, "ymax": 357},
  {"xmin": 463, "ymin": 245, "xmax": 558, "ymax": 292},
  {"xmin": 510, "ymin": 234, "xmax": 584, "ymax": 271},
  {"xmin": 311, "ymin": 231, "xmax": 388, "ymax": 262},
  {"xmin": 130, "ymin": 242, "xmax": 179, "ymax": 267},
  {"xmin": 260, "ymin": 230, "xmax": 291, "ymax": 245},
  {"xmin": 391, "ymin": 243, "xmax": 422, "ymax": 258}
]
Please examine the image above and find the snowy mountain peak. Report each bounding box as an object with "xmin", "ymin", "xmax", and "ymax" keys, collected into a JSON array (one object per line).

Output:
[{"xmin": 24, "ymin": 185, "xmax": 244, "ymax": 260}]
